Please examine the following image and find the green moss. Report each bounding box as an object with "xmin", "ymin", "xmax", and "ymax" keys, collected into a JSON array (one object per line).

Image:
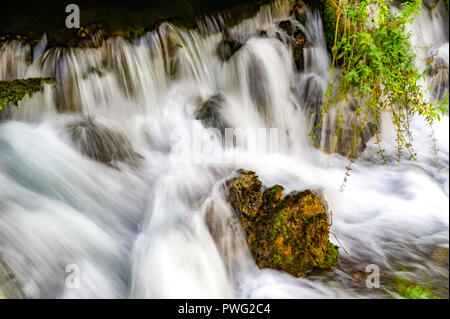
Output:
[
  {"xmin": 390, "ymin": 275, "xmax": 440, "ymax": 299},
  {"xmin": 226, "ymin": 170, "xmax": 339, "ymax": 277},
  {"xmin": 0, "ymin": 78, "xmax": 53, "ymax": 110},
  {"xmin": 404, "ymin": 286, "xmax": 439, "ymax": 299},
  {"xmin": 319, "ymin": 0, "xmax": 338, "ymax": 54}
]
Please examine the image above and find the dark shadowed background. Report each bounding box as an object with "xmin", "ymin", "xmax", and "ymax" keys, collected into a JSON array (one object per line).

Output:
[{"xmin": 0, "ymin": 0, "xmax": 270, "ymax": 34}]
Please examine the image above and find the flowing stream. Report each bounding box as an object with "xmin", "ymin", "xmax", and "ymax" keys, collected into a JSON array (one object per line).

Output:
[{"xmin": 0, "ymin": 0, "xmax": 448, "ymax": 298}]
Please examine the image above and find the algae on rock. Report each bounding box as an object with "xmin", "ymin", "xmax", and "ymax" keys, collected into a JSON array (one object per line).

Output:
[
  {"xmin": 0, "ymin": 78, "xmax": 53, "ymax": 110},
  {"xmin": 226, "ymin": 170, "xmax": 339, "ymax": 277}
]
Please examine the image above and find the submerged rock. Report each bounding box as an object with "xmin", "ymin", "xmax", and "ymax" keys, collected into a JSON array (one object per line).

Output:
[
  {"xmin": 195, "ymin": 94, "xmax": 229, "ymax": 131},
  {"xmin": 427, "ymin": 56, "xmax": 449, "ymax": 101},
  {"xmin": 301, "ymin": 76, "xmax": 376, "ymax": 158},
  {"xmin": 67, "ymin": 118, "xmax": 142, "ymax": 168},
  {"xmin": 0, "ymin": 256, "xmax": 24, "ymax": 299},
  {"xmin": 226, "ymin": 170, "xmax": 339, "ymax": 277},
  {"xmin": 314, "ymin": 124, "xmax": 376, "ymax": 158}
]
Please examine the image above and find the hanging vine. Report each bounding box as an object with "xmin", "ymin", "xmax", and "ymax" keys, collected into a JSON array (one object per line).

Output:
[{"xmin": 310, "ymin": 0, "xmax": 449, "ymax": 190}]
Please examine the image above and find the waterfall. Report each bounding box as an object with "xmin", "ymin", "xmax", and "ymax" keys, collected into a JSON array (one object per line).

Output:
[{"xmin": 0, "ymin": 0, "xmax": 448, "ymax": 298}]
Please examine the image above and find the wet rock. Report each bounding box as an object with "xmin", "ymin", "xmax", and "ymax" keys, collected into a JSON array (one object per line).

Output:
[
  {"xmin": 422, "ymin": 0, "xmax": 441, "ymax": 10},
  {"xmin": 0, "ymin": 257, "xmax": 24, "ymax": 299},
  {"xmin": 302, "ymin": 78, "xmax": 376, "ymax": 158},
  {"xmin": 312, "ymin": 116, "xmax": 376, "ymax": 158},
  {"xmin": 0, "ymin": 106, "xmax": 12, "ymax": 122},
  {"xmin": 226, "ymin": 170, "xmax": 339, "ymax": 277},
  {"xmin": 67, "ymin": 117, "xmax": 143, "ymax": 168},
  {"xmin": 292, "ymin": 1, "xmax": 308, "ymax": 25},
  {"xmin": 277, "ymin": 17, "xmax": 307, "ymax": 71},
  {"xmin": 195, "ymin": 94, "xmax": 229, "ymax": 131},
  {"xmin": 217, "ymin": 37, "xmax": 243, "ymax": 61},
  {"xmin": 331, "ymin": 125, "xmax": 375, "ymax": 158},
  {"xmin": 127, "ymin": 25, "xmax": 146, "ymax": 39},
  {"xmin": 278, "ymin": 20, "xmax": 294, "ymax": 36},
  {"xmin": 427, "ymin": 56, "xmax": 449, "ymax": 100},
  {"xmin": 293, "ymin": 29, "xmax": 306, "ymax": 71}
]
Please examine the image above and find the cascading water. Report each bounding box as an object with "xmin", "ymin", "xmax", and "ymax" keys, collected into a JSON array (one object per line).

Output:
[{"xmin": 0, "ymin": 0, "xmax": 448, "ymax": 298}]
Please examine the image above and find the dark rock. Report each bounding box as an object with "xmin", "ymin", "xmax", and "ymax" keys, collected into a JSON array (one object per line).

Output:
[
  {"xmin": 277, "ymin": 16, "xmax": 307, "ymax": 71},
  {"xmin": 226, "ymin": 170, "xmax": 339, "ymax": 277},
  {"xmin": 68, "ymin": 117, "xmax": 143, "ymax": 168},
  {"xmin": 292, "ymin": 0, "xmax": 308, "ymax": 24},
  {"xmin": 195, "ymin": 94, "xmax": 228, "ymax": 131},
  {"xmin": 217, "ymin": 37, "xmax": 243, "ymax": 61},
  {"xmin": 278, "ymin": 20, "xmax": 294, "ymax": 36},
  {"xmin": 293, "ymin": 29, "xmax": 306, "ymax": 71}
]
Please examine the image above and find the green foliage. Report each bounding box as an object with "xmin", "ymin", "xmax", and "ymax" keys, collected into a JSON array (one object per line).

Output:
[
  {"xmin": 0, "ymin": 78, "xmax": 51, "ymax": 110},
  {"xmin": 320, "ymin": 0, "xmax": 339, "ymax": 53},
  {"xmin": 392, "ymin": 275, "xmax": 439, "ymax": 299},
  {"xmin": 312, "ymin": 0, "xmax": 449, "ymax": 187}
]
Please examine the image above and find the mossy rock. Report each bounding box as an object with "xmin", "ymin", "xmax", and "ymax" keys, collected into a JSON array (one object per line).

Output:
[
  {"xmin": 0, "ymin": 78, "xmax": 53, "ymax": 110},
  {"xmin": 226, "ymin": 170, "xmax": 339, "ymax": 277}
]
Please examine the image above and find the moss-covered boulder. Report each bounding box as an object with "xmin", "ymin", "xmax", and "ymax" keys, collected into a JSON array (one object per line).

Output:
[{"xmin": 226, "ymin": 170, "xmax": 339, "ymax": 277}]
